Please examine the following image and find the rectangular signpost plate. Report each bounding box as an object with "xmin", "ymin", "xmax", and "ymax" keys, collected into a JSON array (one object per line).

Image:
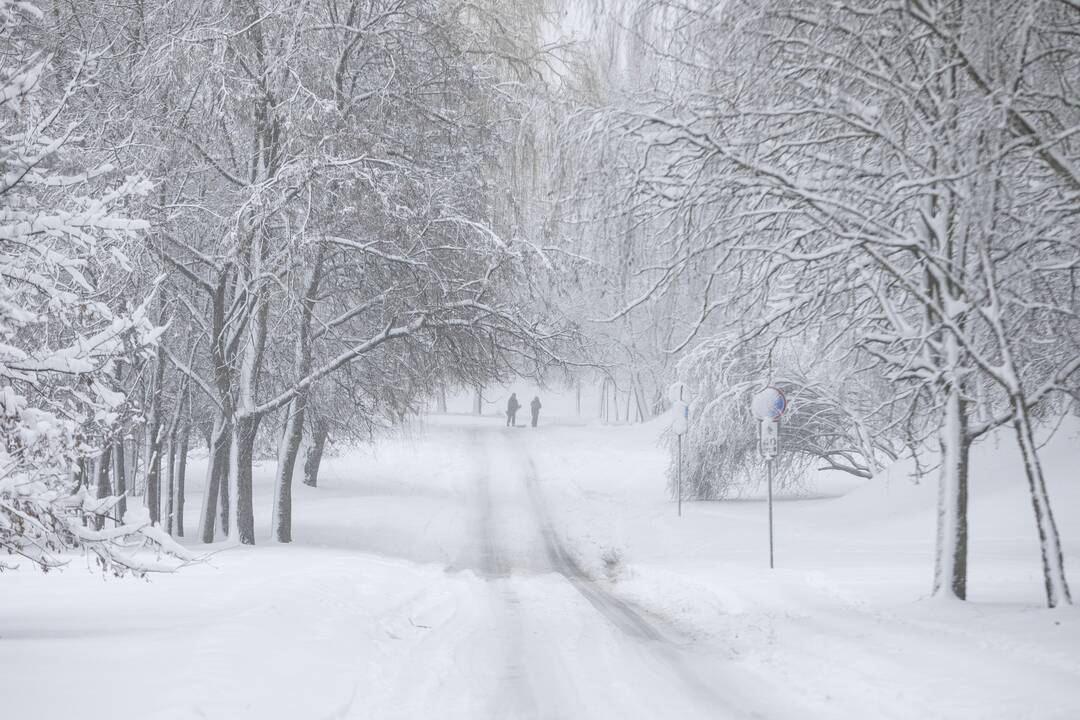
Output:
[{"xmin": 760, "ymin": 419, "xmax": 779, "ymax": 458}]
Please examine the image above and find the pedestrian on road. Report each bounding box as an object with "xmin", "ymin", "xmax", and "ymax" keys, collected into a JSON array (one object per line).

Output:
[
  {"xmin": 506, "ymin": 393, "xmax": 520, "ymax": 427},
  {"xmin": 530, "ymin": 396, "xmax": 542, "ymax": 427}
]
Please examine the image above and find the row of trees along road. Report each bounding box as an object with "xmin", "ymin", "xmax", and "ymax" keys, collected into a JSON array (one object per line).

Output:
[
  {"xmin": 549, "ymin": 0, "xmax": 1079, "ymax": 607},
  {"xmin": 2, "ymin": 0, "xmax": 575, "ymax": 573}
]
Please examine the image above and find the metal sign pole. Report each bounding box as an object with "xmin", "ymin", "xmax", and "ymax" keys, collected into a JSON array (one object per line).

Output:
[
  {"xmin": 677, "ymin": 434, "xmax": 683, "ymax": 517},
  {"xmin": 767, "ymin": 455, "xmax": 774, "ymax": 569},
  {"xmin": 676, "ymin": 384, "xmax": 685, "ymax": 518},
  {"xmin": 753, "ymin": 388, "xmax": 785, "ymax": 570}
]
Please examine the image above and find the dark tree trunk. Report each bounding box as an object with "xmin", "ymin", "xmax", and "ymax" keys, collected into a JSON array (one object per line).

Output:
[
  {"xmin": 273, "ymin": 397, "xmax": 306, "ymax": 542},
  {"xmin": 218, "ymin": 454, "xmax": 230, "ymax": 537},
  {"xmin": 112, "ymin": 438, "xmax": 127, "ymax": 526},
  {"xmin": 1012, "ymin": 396, "xmax": 1071, "ymax": 607},
  {"xmin": 163, "ymin": 385, "xmax": 188, "ymax": 536},
  {"xmin": 303, "ymin": 419, "xmax": 328, "ymax": 488},
  {"xmin": 271, "ymin": 248, "xmax": 323, "ymax": 543},
  {"xmin": 175, "ymin": 424, "xmax": 189, "ymax": 538},
  {"xmin": 91, "ymin": 446, "xmax": 112, "ymax": 531},
  {"xmin": 203, "ymin": 270, "xmax": 234, "ymax": 542},
  {"xmin": 146, "ymin": 426, "xmax": 164, "ymax": 525},
  {"xmin": 127, "ymin": 434, "xmax": 139, "ymax": 502},
  {"xmin": 111, "ymin": 363, "xmax": 127, "ymax": 525},
  {"xmin": 164, "ymin": 439, "xmax": 176, "ymax": 535},
  {"xmin": 145, "ymin": 344, "xmax": 167, "ymax": 525},
  {"xmin": 199, "ymin": 414, "xmax": 230, "ymax": 543},
  {"xmin": 933, "ymin": 381, "xmax": 970, "ymax": 600},
  {"xmin": 233, "ymin": 413, "xmax": 259, "ymax": 545}
]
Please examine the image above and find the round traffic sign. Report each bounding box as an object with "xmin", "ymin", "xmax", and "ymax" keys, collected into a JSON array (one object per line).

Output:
[{"xmin": 751, "ymin": 386, "xmax": 787, "ymax": 420}]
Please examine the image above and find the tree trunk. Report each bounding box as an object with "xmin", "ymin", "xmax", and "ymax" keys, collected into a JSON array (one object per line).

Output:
[
  {"xmin": 633, "ymin": 376, "xmax": 647, "ymax": 422},
  {"xmin": 198, "ymin": 413, "xmax": 229, "ymax": 543},
  {"xmin": 473, "ymin": 386, "xmax": 482, "ymax": 415},
  {"xmin": 1012, "ymin": 398, "xmax": 1072, "ymax": 607},
  {"xmin": 91, "ymin": 446, "xmax": 112, "ymax": 531},
  {"xmin": 932, "ymin": 381, "xmax": 970, "ymax": 600},
  {"xmin": 112, "ymin": 438, "xmax": 127, "ymax": 526},
  {"xmin": 140, "ymin": 421, "xmax": 151, "ymax": 503},
  {"xmin": 145, "ymin": 345, "xmax": 166, "ymax": 525},
  {"xmin": 271, "ymin": 248, "xmax": 322, "ymax": 543},
  {"xmin": 175, "ymin": 423, "xmax": 189, "ymax": 538},
  {"xmin": 203, "ymin": 269, "xmax": 234, "ymax": 542},
  {"xmin": 218, "ymin": 455, "xmax": 231, "ymax": 538},
  {"xmin": 146, "ymin": 423, "xmax": 165, "ymax": 526},
  {"xmin": 230, "ymin": 413, "xmax": 259, "ymax": 545},
  {"xmin": 164, "ymin": 439, "xmax": 176, "ymax": 535},
  {"xmin": 598, "ymin": 379, "xmax": 607, "ymax": 423},
  {"xmin": 973, "ymin": 230, "xmax": 1072, "ymax": 607},
  {"xmin": 303, "ymin": 418, "xmax": 328, "ymax": 488},
  {"xmin": 128, "ymin": 433, "xmax": 141, "ymax": 500},
  {"xmin": 111, "ymin": 363, "xmax": 127, "ymax": 525},
  {"xmin": 163, "ymin": 384, "xmax": 188, "ymax": 536},
  {"xmin": 146, "ymin": 426, "xmax": 164, "ymax": 525},
  {"xmin": 272, "ymin": 397, "xmax": 306, "ymax": 543}
]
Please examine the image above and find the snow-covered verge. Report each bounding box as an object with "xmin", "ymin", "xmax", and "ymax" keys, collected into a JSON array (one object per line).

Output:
[
  {"xmin": 522, "ymin": 415, "xmax": 1080, "ymax": 719},
  {"xmin": 2, "ymin": 413, "xmax": 1078, "ymax": 719},
  {"xmin": 0, "ymin": 422, "xmax": 492, "ymax": 720}
]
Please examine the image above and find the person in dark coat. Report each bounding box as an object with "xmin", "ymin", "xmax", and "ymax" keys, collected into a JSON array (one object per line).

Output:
[
  {"xmin": 506, "ymin": 393, "xmax": 520, "ymax": 426},
  {"xmin": 530, "ymin": 396, "xmax": 542, "ymax": 427}
]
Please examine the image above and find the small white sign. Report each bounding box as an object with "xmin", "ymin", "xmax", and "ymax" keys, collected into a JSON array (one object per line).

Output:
[
  {"xmin": 672, "ymin": 402, "xmax": 689, "ymax": 435},
  {"xmin": 760, "ymin": 419, "xmax": 779, "ymax": 458}
]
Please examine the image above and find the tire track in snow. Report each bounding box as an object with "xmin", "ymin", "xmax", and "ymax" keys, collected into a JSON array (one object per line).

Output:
[
  {"xmin": 521, "ymin": 456, "xmax": 663, "ymax": 642},
  {"xmin": 469, "ymin": 428, "xmax": 540, "ymax": 719},
  {"xmin": 515, "ymin": 447, "xmax": 756, "ymax": 718},
  {"xmin": 473, "ymin": 429, "xmax": 510, "ymax": 579},
  {"xmin": 480, "ymin": 426, "xmax": 787, "ymax": 719}
]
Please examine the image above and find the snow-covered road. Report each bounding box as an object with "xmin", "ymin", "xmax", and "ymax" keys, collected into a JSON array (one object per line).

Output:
[
  {"xmin": 3, "ymin": 414, "xmax": 1079, "ymax": 719},
  {"xmin": 425, "ymin": 426, "xmax": 777, "ymax": 719},
  {"xmin": 374, "ymin": 424, "xmax": 789, "ymax": 719}
]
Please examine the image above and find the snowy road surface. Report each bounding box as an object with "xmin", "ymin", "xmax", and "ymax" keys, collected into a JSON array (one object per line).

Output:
[
  {"xmin": 3, "ymin": 415, "xmax": 1079, "ymax": 719},
  {"xmin": 349, "ymin": 425, "xmax": 796, "ymax": 719},
  {"xmin": 410, "ymin": 427, "xmax": 791, "ymax": 720}
]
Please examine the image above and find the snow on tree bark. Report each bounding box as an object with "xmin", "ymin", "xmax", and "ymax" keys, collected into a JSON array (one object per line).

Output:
[
  {"xmin": 303, "ymin": 420, "xmax": 329, "ymax": 489},
  {"xmin": 198, "ymin": 414, "xmax": 228, "ymax": 544},
  {"xmin": 1012, "ymin": 401, "xmax": 1072, "ymax": 607},
  {"xmin": 273, "ymin": 248, "xmax": 323, "ymax": 543},
  {"xmin": 933, "ymin": 379, "xmax": 970, "ymax": 600},
  {"xmin": 174, "ymin": 423, "xmax": 189, "ymax": 538}
]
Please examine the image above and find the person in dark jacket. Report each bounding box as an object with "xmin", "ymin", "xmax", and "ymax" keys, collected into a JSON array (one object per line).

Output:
[
  {"xmin": 506, "ymin": 393, "xmax": 520, "ymax": 426},
  {"xmin": 530, "ymin": 396, "xmax": 542, "ymax": 427}
]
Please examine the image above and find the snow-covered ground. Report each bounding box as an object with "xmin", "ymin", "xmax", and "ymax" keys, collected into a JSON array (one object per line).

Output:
[{"xmin": 3, "ymin": 411, "xmax": 1079, "ymax": 719}]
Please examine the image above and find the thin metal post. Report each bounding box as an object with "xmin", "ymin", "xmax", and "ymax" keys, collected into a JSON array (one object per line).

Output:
[
  {"xmin": 767, "ymin": 457, "xmax": 774, "ymax": 569},
  {"xmin": 677, "ymin": 435, "xmax": 683, "ymax": 517}
]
